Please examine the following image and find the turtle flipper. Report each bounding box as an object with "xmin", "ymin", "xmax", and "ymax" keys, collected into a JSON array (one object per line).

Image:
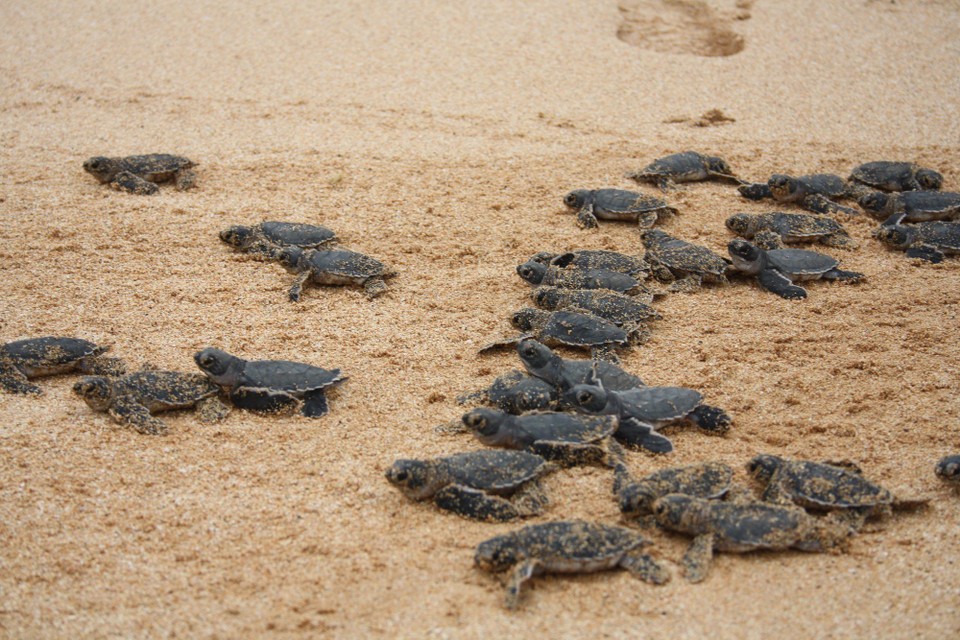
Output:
[
  {"xmin": 109, "ymin": 397, "xmax": 167, "ymax": 435},
  {"xmin": 636, "ymin": 211, "xmax": 659, "ymax": 229},
  {"xmin": 904, "ymin": 245, "xmax": 944, "ymax": 263},
  {"xmin": 0, "ymin": 362, "xmax": 41, "ymax": 394},
  {"xmin": 616, "ymin": 417, "xmax": 673, "ymax": 453},
  {"xmin": 667, "ymin": 274, "xmax": 703, "ymax": 293},
  {"xmin": 757, "ymin": 269, "xmax": 806, "ymax": 299},
  {"xmin": 504, "ymin": 559, "xmax": 540, "ymax": 609},
  {"xmin": 820, "ymin": 269, "xmax": 864, "ymax": 282},
  {"xmin": 196, "ymin": 396, "xmax": 231, "ymax": 423},
  {"xmin": 589, "ymin": 343, "xmax": 621, "ymax": 363},
  {"xmin": 576, "ymin": 204, "xmax": 599, "ymax": 229},
  {"xmin": 300, "ymin": 389, "xmax": 330, "ymax": 418},
  {"xmin": 78, "ymin": 355, "xmax": 127, "ymax": 376},
  {"xmin": 529, "ymin": 440, "xmax": 607, "ymax": 467},
  {"xmin": 110, "ymin": 171, "xmax": 158, "ymax": 195},
  {"xmin": 433, "ymin": 484, "xmax": 529, "ymax": 522},
  {"xmin": 689, "ymin": 404, "xmax": 731, "ymax": 434},
  {"xmin": 802, "ymin": 193, "xmax": 857, "ymax": 216},
  {"xmin": 821, "ymin": 232, "xmax": 856, "ymax": 249},
  {"xmin": 288, "ymin": 270, "xmax": 312, "ymax": 302},
  {"xmin": 738, "ymin": 183, "xmax": 771, "ymax": 200},
  {"xmin": 230, "ymin": 387, "xmax": 297, "ymax": 413},
  {"xmin": 363, "ymin": 277, "xmax": 388, "ymax": 299},
  {"xmin": 174, "ymin": 168, "xmax": 197, "ymax": 191},
  {"xmin": 620, "ymin": 549, "xmax": 670, "ymax": 585},
  {"xmin": 682, "ymin": 533, "xmax": 715, "ymax": 583},
  {"xmin": 478, "ymin": 335, "xmax": 527, "ymax": 354}
]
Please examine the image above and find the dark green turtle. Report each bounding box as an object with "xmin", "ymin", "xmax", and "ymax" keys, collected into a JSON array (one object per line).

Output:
[
  {"xmin": 563, "ymin": 188, "xmax": 677, "ymax": 229},
  {"xmin": 83, "ymin": 154, "xmax": 197, "ymax": 194},
  {"xmin": 849, "ymin": 161, "xmax": 942, "ymax": 192},
  {"xmin": 480, "ymin": 309, "xmax": 629, "ymax": 361},
  {"xmin": 385, "ymin": 450, "xmax": 554, "ymax": 521},
  {"xmin": 73, "ymin": 370, "xmax": 230, "ymax": 436},
  {"xmin": 616, "ymin": 462, "xmax": 734, "ymax": 518},
  {"xmin": 725, "ymin": 212, "xmax": 854, "ymax": 249},
  {"xmin": 277, "ymin": 247, "xmax": 394, "ymax": 300},
  {"xmin": 516, "ymin": 260, "xmax": 645, "ymax": 296},
  {"xmin": 475, "ymin": 520, "xmax": 669, "ymax": 609},
  {"xmin": 532, "ymin": 287, "xmax": 661, "ymax": 334},
  {"xmin": 0, "ymin": 337, "xmax": 126, "ymax": 395},
  {"xmin": 641, "ymin": 229, "xmax": 729, "ymax": 292},
  {"xmin": 727, "ymin": 239, "xmax": 863, "ymax": 300},
  {"xmin": 529, "ymin": 250, "xmax": 650, "ymax": 279},
  {"xmin": 936, "ymin": 455, "xmax": 960, "ymax": 484},
  {"xmin": 219, "ymin": 221, "xmax": 337, "ymax": 259},
  {"xmin": 516, "ymin": 339, "xmax": 644, "ymax": 394},
  {"xmin": 874, "ymin": 217, "xmax": 960, "ymax": 263},
  {"xmin": 652, "ymin": 494, "xmax": 852, "ymax": 582},
  {"xmin": 194, "ymin": 347, "xmax": 346, "ymax": 418},
  {"xmin": 456, "ymin": 369, "xmax": 558, "ymax": 414},
  {"xmin": 859, "ymin": 190, "xmax": 960, "ymax": 223},
  {"xmin": 627, "ymin": 151, "xmax": 740, "ymax": 191},
  {"xmin": 738, "ymin": 174, "xmax": 863, "ymax": 215}
]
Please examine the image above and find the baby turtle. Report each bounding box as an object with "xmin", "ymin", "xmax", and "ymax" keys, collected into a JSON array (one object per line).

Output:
[
  {"xmin": 935, "ymin": 455, "xmax": 960, "ymax": 484},
  {"xmin": 627, "ymin": 151, "xmax": 740, "ymax": 191},
  {"xmin": 738, "ymin": 174, "xmax": 862, "ymax": 215},
  {"xmin": 457, "ymin": 369, "xmax": 558, "ymax": 414},
  {"xmin": 82, "ymin": 154, "xmax": 197, "ymax": 194},
  {"xmin": 194, "ymin": 348, "xmax": 346, "ymax": 418},
  {"xmin": 641, "ymin": 229, "xmax": 729, "ymax": 292},
  {"xmin": 0, "ymin": 337, "xmax": 126, "ymax": 395},
  {"xmin": 461, "ymin": 407, "xmax": 622, "ymax": 467},
  {"xmin": 727, "ymin": 239, "xmax": 863, "ymax": 300},
  {"xmin": 481, "ymin": 309, "xmax": 628, "ymax": 361},
  {"xmin": 563, "ymin": 188, "xmax": 678, "ymax": 229},
  {"xmin": 475, "ymin": 520, "xmax": 669, "ymax": 609},
  {"xmin": 517, "ymin": 339, "xmax": 644, "ymax": 394},
  {"xmin": 874, "ymin": 217, "xmax": 960, "ymax": 263},
  {"xmin": 565, "ymin": 383, "xmax": 731, "ymax": 453},
  {"xmin": 849, "ymin": 161, "xmax": 942, "ymax": 192},
  {"xmin": 653, "ymin": 494, "xmax": 851, "ymax": 583},
  {"xmin": 385, "ymin": 450, "xmax": 554, "ymax": 522},
  {"xmin": 529, "ymin": 250, "xmax": 650, "ymax": 279},
  {"xmin": 859, "ymin": 190, "xmax": 960, "ymax": 223},
  {"xmin": 725, "ymin": 212, "xmax": 854, "ymax": 249},
  {"xmin": 277, "ymin": 247, "xmax": 394, "ymax": 300},
  {"xmin": 516, "ymin": 260, "xmax": 645, "ymax": 296},
  {"xmin": 617, "ymin": 462, "xmax": 734, "ymax": 518},
  {"xmin": 219, "ymin": 221, "xmax": 337, "ymax": 260},
  {"xmin": 73, "ymin": 370, "xmax": 230, "ymax": 436},
  {"xmin": 532, "ymin": 287, "xmax": 661, "ymax": 333}
]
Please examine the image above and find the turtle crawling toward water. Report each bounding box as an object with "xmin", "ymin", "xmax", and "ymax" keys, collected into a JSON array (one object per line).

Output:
[
  {"xmin": 652, "ymin": 494, "xmax": 852, "ymax": 582},
  {"xmin": 517, "ymin": 260, "xmax": 646, "ymax": 296},
  {"xmin": 725, "ymin": 212, "xmax": 854, "ymax": 249},
  {"xmin": 517, "ymin": 338, "xmax": 644, "ymax": 394},
  {"xmin": 738, "ymin": 174, "xmax": 862, "ymax": 215},
  {"xmin": 627, "ymin": 151, "xmax": 740, "ymax": 191},
  {"xmin": 859, "ymin": 190, "xmax": 960, "ymax": 223},
  {"xmin": 83, "ymin": 154, "xmax": 197, "ymax": 194},
  {"xmin": 641, "ymin": 229, "xmax": 729, "ymax": 292},
  {"xmin": 73, "ymin": 370, "xmax": 230, "ymax": 435},
  {"xmin": 532, "ymin": 287, "xmax": 661, "ymax": 332},
  {"xmin": 194, "ymin": 347, "xmax": 346, "ymax": 417},
  {"xmin": 936, "ymin": 455, "xmax": 960, "ymax": 484},
  {"xmin": 480, "ymin": 309, "xmax": 629, "ymax": 361},
  {"xmin": 874, "ymin": 217, "xmax": 960, "ymax": 263},
  {"xmin": 849, "ymin": 161, "xmax": 942, "ymax": 192},
  {"xmin": 617, "ymin": 462, "xmax": 734, "ymax": 518},
  {"xmin": 457, "ymin": 369, "xmax": 558, "ymax": 414},
  {"xmin": 727, "ymin": 239, "xmax": 863, "ymax": 299},
  {"xmin": 529, "ymin": 250, "xmax": 650, "ymax": 279},
  {"xmin": 385, "ymin": 450, "xmax": 554, "ymax": 521},
  {"xmin": 220, "ymin": 221, "xmax": 337, "ymax": 260},
  {"xmin": 563, "ymin": 188, "xmax": 677, "ymax": 229},
  {"xmin": 0, "ymin": 337, "xmax": 126, "ymax": 395},
  {"xmin": 277, "ymin": 247, "xmax": 394, "ymax": 300},
  {"xmin": 475, "ymin": 520, "xmax": 669, "ymax": 608}
]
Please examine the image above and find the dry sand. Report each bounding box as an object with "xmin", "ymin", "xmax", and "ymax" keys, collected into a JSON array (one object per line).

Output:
[{"xmin": 2, "ymin": 0, "xmax": 959, "ymax": 637}]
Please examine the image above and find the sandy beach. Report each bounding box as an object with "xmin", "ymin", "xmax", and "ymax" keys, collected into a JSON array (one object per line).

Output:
[{"xmin": 1, "ymin": 1, "xmax": 959, "ymax": 637}]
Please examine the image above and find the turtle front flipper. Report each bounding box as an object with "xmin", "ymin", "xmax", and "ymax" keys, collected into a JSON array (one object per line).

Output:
[
  {"xmin": 300, "ymin": 389, "xmax": 330, "ymax": 418},
  {"xmin": 589, "ymin": 343, "xmax": 622, "ymax": 363},
  {"xmin": 667, "ymin": 274, "xmax": 703, "ymax": 293},
  {"xmin": 689, "ymin": 405, "xmax": 731, "ymax": 434},
  {"xmin": 196, "ymin": 396, "xmax": 231, "ymax": 423},
  {"xmin": 0, "ymin": 362, "xmax": 41, "ymax": 394},
  {"xmin": 288, "ymin": 270, "xmax": 312, "ymax": 302},
  {"xmin": 620, "ymin": 549, "xmax": 671, "ymax": 585},
  {"xmin": 820, "ymin": 268, "xmax": 864, "ymax": 283},
  {"xmin": 174, "ymin": 168, "xmax": 197, "ymax": 191},
  {"xmin": 576, "ymin": 204, "xmax": 599, "ymax": 229},
  {"xmin": 738, "ymin": 183, "xmax": 771, "ymax": 200},
  {"xmin": 433, "ymin": 484, "xmax": 533, "ymax": 522},
  {"xmin": 78, "ymin": 355, "xmax": 127, "ymax": 376},
  {"xmin": 110, "ymin": 171, "xmax": 159, "ymax": 195},
  {"xmin": 802, "ymin": 193, "xmax": 857, "ymax": 216},
  {"xmin": 617, "ymin": 417, "xmax": 673, "ymax": 454},
  {"xmin": 681, "ymin": 533, "xmax": 715, "ymax": 583},
  {"xmin": 109, "ymin": 397, "xmax": 167, "ymax": 435},
  {"xmin": 478, "ymin": 335, "xmax": 527, "ymax": 354},
  {"xmin": 904, "ymin": 245, "xmax": 945, "ymax": 263},
  {"xmin": 363, "ymin": 277, "xmax": 389, "ymax": 299},
  {"xmin": 636, "ymin": 210, "xmax": 659, "ymax": 229},
  {"xmin": 757, "ymin": 269, "xmax": 806, "ymax": 299},
  {"xmin": 504, "ymin": 559, "xmax": 540, "ymax": 609}
]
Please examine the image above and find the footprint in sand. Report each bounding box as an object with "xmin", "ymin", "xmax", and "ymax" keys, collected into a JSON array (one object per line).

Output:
[{"xmin": 617, "ymin": 0, "xmax": 750, "ymax": 57}]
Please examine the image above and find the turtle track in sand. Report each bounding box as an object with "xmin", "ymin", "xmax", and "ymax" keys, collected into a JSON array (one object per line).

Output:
[{"xmin": 616, "ymin": 0, "xmax": 750, "ymax": 57}]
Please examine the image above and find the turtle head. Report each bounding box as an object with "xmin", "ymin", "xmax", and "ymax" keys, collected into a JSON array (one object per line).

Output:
[
  {"xmin": 82, "ymin": 156, "xmax": 120, "ymax": 183},
  {"xmin": 193, "ymin": 347, "xmax": 243, "ymax": 385},
  {"xmin": 516, "ymin": 261, "xmax": 546, "ymax": 285},
  {"xmin": 651, "ymin": 494, "xmax": 696, "ymax": 530},
  {"xmin": 727, "ymin": 239, "xmax": 765, "ymax": 273},
  {"xmin": 219, "ymin": 225, "xmax": 251, "ymax": 248},
  {"xmin": 384, "ymin": 459, "xmax": 437, "ymax": 499},
  {"xmin": 564, "ymin": 383, "xmax": 607, "ymax": 414},
  {"xmin": 858, "ymin": 192, "xmax": 888, "ymax": 216},
  {"xmin": 72, "ymin": 376, "xmax": 113, "ymax": 410},
  {"xmin": 532, "ymin": 286, "xmax": 562, "ymax": 310},
  {"xmin": 873, "ymin": 225, "xmax": 911, "ymax": 248},
  {"xmin": 916, "ymin": 169, "xmax": 943, "ymax": 191},
  {"xmin": 511, "ymin": 308, "xmax": 544, "ymax": 331},
  {"xmin": 724, "ymin": 213, "xmax": 752, "ymax": 236},
  {"xmin": 277, "ymin": 247, "xmax": 306, "ymax": 271},
  {"xmin": 746, "ymin": 454, "xmax": 783, "ymax": 481},
  {"xmin": 529, "ymin": 251, "xmax": 557, "ymax": 265},
  {"xmin": 619, "ymin": 481, "xmax": 659, "ymax": 516},
  {"xmin": 474, "ymin": 534, "xmax": 520, "ymax": 572},
  {"xmin": 704, "ymin": 155, "xmax": 733, "ymax": 176},
  {"xmin": 517, "ymin": 338, "xmax": 554, "ymax": 371},
  {"xmin": 563, "ymin": 189, "xmax": 591, "ymax": 210},
  {"xmin": 767, "ymin": 174, "xmax": 797, "ymax": 200},
  {"xmin": 461, "ymin": 408, "xmax": 505, "ymax": 440}
]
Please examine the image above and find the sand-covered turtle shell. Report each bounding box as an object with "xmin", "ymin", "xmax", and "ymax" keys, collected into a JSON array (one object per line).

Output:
[
  {"xmin": 849, "ymin": 161, "xmax": 942, "ymax": 192},
  {"xmin": 630, "ymin": 151, "xmax": 736, "ymax": 184},
  {"xmin": 516, "ymin": 261, "xmax": 643, "ymax": 294},
  {"xmin": 459, "ymin": 369, "xmax": 558, "ymax": 414},
  {"xmin": 532, "ymin": 287, "xmax": 660, "ymax": 325},
  {"xmin": 300, "ymin": 248, "xmax": 389, "ymax": 279},
  {"xmin": 387, "ymin": 450, "xmax": 551, "ymax": 496},
  {"xmin": 83, "ymin": 154, "xmax": 195, "ymax": 183},
  {"xmin": 748, "ymin": 455, "xmax": 894, "ymax": 511},
  {"xmin": 770, "ymin": 174, "xmax": 849, "ymax": 200},
  {"xmin": 1, "ymin": 337, "xmax": 106, "ymax": 373},
  {"xmin": 565, "ymin": 188, "xmax": 674, "ymax": 217},
  {"xmin": 76, "ymin": 370, "xmax": 220, "ymax": 412},
  {"xmin": 725, "ymin": 212, "xmax": 849, "ymax": 243},
  {"xmin": 619, "ymin": 462, "xmax": 734, "ymax": 515},
  {"xmin": 513, "ymin": 309, "xmax": 628, "ymax": 349},
  {"xmin": 530, "ymin": 250, "xmax": 650, "ymax": 278},
  {"xmin": 642, "ymin": 229, "xmax": 728, "ymax": 277}
]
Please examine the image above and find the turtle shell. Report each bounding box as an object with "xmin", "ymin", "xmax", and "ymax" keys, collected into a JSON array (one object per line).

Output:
[
  {"xmin": 2, "ymin": 337, "xmax": 104, "ymax": 370},
  {"xmin": 442, "ymin": 450, "xmax": 550, "ymax": 493},
  {"xmin": 593, "ymin": 189, "xmax": 671, "ymax": 214},
  {"xmin": 533, "ymin": 287, "xmax": 660, "ymax": 325},
  {"xmin": 306, "ymin": 249, "xmax": 387, "ymax": 278},
  {"xmin": 759, "ymin": 212, "xmax": 845, "ymax": 240},
  {"xmin": 260, "ymin": 221, "xmax": 337, "ymax": 247},
  {"xmin": 643, "ymin": 230, "xmax": 728, "ymax": 276},
  {"xmin": 849, "ymin": 161, "xmax": 942, "ymax": 192},
  {"xmin": 620, "ymin": 462, "xmax": 733, "ymax": 515},
  {"xmin": 637, "ymin": 151, "xmax": 711, "ymax": 181},
  {"xmin": 238, "ymin": 360, "xmax": 345, "ymax": 394},
  {"xmin": 117, "ymin": 371, "xmax": 220, "ymax": 410},
  {"xmin": 547, "ymin": 250, "xmax": 650, "ymax": 277},
  {"xmin": 769, "ymin": 460, "xmax": 894, "ymax": 510},
  {"xmin": 616, "ymin": 386, "xmax": 703, "ymax": 422},
  {"xmin": 120, "ymin": 154, "xmax": 194, "ymax": 174},
  {"xmin": 525, "ymin": 310, "xmax": 628, "ymax": 348},
  {"xmin": 766, "ymin": 248, "xmax": 839, "ymax": 276},
  {"xmin": 483, "ymin": 370, "xmax": 557, "ymax": 413},
  {"xmin": 508, "ymin": 411, "xmax": 618, "ymax": 445}
]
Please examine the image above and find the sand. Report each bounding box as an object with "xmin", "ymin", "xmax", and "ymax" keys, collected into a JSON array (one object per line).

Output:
[{"xmin": 1, "ymin": 0, "xmax": 959, "ymax": 637}]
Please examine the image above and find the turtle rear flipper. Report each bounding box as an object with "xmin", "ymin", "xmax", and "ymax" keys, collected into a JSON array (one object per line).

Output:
[
  {"xmin": 174, "ymin": 168, "xmax": 197, "ymax": 191},
  {"xmin": 109, "ymin": 397, "xmax": 167, "ymax": 435},
  {"xmin": 617, "ymin": 417, "xmax": 673, "ymax": 454},
  {"xmin": 196, "ymin": 396, "xmax": 231, "ymax": 423},
  {"xmin": 0, "ymin": 363, "xmax": 42, "ymax": 394},
  {"xmin": 504, "ymin": 559, "xmax": 540, "ymax": 609},
  {"xmin": 758, "ymin": 269, "xmax": 806, "ymax": 299},
  {"xmin": 433, "ymin": 485, "xmax": 532, "ymax": 522},
  {"xmin": 300, "ymin": 389, "xmax": 330, "ymax": 418},
  {"xmin": 363, "ymin": 277, "xmax": 389, "ymax": 299},
  {"xmin": 619, "ymin": 549, "xmax": 670, "ymax": 585},
  {"xmin": 689, "ymin": 405, "xmax": 731, "ymax": 434},
  {"xmin": 820, "ymin": 268, "xmax": 864, "ymax": 282},
  {"xmin": 111, "ymin": 171, "xmax": 159, "ymax": 195},
  {"xmin": 904, "ymin": 245, "xmax": 945, "ymax": 263},
  {"xmin": 576, "ymin": 204, "xmax": 599, "ymax": 229},
  {"xmin": 681, "ymin": 533, "xmax": 715, "ymax": 583}
]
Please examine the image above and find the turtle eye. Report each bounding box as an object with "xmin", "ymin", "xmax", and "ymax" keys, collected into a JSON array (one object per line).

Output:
[
  {"xmin": 519, "ymin": 267, "xmax": 532, "ymax": 279},
  {"xmin": 200, "ymin": 355, "xmax": 214, "ymax": 368},
  {"xmin": 395, "ymin": 470, "xmax": 408, "ymax": 482},
  {"xmin": 577, "ymin": 391, "xmax": 592, "ymax": 404},
  {"xmin": 653, "ymin": 502, "xmax": 668, "ymax": 517},
  {"xmin": 522, "ymin": 345, "xmax": 535, "ymax": 357}
]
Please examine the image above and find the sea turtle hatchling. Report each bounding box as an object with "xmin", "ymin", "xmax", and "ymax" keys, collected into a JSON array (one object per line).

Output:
[
  {"xmin": 73, "ymin": 370, "xmax": 230, "ymax": 436},
  {"xmin": 935, "ymin": 455, "xmax": 960, "ymax": 484},
  {"xmin": 874, "ymin": 217, "xmax": 960, "ymax": 263},
  {"xmin": 727, "ymin": 239, "xmax": 863, "ymax": 300},
  {"xmin": 82, "ymin": 154, "xmax": 197, "ymax": 194},
  {"xmin": 532, "ymin": 287, "xmax": 661, "ymax": 332},
  {"xmin": 725, "ymin": 212, "xmax": 854, "ymax": 249},
  {"xmin": 475, "ymin": 520, "xmax": 669, "ymax": 609},
  {"xmin": 563, "ymin": 188, "xmax": 678, "ymax": 229},
  {"xmin": 385, "ymin": 450, "xmax": 555, "ymax": 522},
  {"xmin": 616, "ymin": 462, "xmax": 734, "ymax": 518},
  {"xmin": 516, "ymin": 260, "xmax": 645, "ymax": 296},
  {"xmin": 738, "ymin": 174, "xmax": 863, "ymax": 215},
  {"xmin": 641, "ymin": 229, "xmax": 729, "ymax": 292},
  {"xmin": 461, "ymin": 407, "xmax": 623, "ymax": 467},
  {"xmin": 848, "ymin": 161, "xmax": 943, "ymax": 192},
  {"xmin": 480, "ymin": 309, "xmax": 628, "ymax": 361},
  {"xmin": 529, "ymin": 250, "xmax": 650, "ymax": 279},
  {"xmin": 277, "ymin": 247, "xmax": 394, "ymax": 300},
  {"xmin": 627, "ymin": 151, "xmax": 741, "ymax": 191},
  {"xmin": 194, "ymin": 348, "xmax": 346, "ymax": 418},
  {"xmin": 0, "ymin": 337, "xmax": 126, "ymax": 395},
  {"xmin": 457, "ymin": 369, "xmax": 558, "ymax": 414},
  {"xmin": 220, "ymin": 221, "xmax": 337, "ymax": 260},
  {"xmin": 517, "ymin": 338, "xmax": 644, "ymax": 396},
  {"xmin": 859, "ymin": 190, "xmax": 960, "ymax": 223},
  {"xmin": 564, "ymin": 383, "xmax": 731, "ymax": 454},
  {"xmin": 652, "ymin": 494, "xmax": 852, "ymax": 583}
]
